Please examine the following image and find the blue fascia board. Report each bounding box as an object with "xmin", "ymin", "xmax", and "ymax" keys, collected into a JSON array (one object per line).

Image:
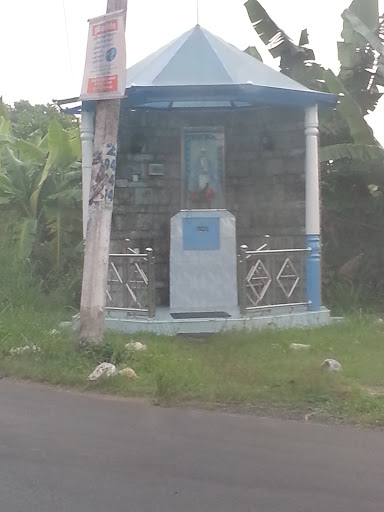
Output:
[
  {"xmin": 72, "ymin": 86, "xmax": 337, "ymax": 115},
  {"xmin": 63, "ymin": 106, "xmax": 82, "ymax": 115},
  {"xmin": 122, "ymin": 85, "xmax": 338, "ymax": 109}
]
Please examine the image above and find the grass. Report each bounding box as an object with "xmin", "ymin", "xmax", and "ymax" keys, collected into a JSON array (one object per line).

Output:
[{"xmin": 1, "ymin": 305, "xmax": 384, "ymax": 427}]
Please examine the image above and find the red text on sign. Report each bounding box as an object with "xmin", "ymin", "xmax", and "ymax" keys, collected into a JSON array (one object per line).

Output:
[
  {"xmin": 93, "ymin": 19, "xmax": 118, "ymax": 37},
  {"xmin": 87, "ymin": 75, "xmax": 118, "ymax": 94}
]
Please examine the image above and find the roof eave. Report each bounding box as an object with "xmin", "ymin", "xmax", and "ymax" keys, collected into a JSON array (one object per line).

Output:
[{"xmin": 122, "ymin": 84, "xmax": 339, "ymax": 109}]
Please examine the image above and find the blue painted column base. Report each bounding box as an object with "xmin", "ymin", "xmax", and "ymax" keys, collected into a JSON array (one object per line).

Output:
[{"xmin": 306, "ymin": 235, "xmax": 321, "ymax": 311}]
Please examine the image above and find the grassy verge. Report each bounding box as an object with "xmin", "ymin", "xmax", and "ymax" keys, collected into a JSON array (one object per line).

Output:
[{"xmin": 1, "ymin": 308, "xmax": 384, "ymax": 426}]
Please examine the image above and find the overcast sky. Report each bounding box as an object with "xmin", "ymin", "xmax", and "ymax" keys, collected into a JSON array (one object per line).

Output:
[{"xmin": 1, "ymin": 0, "xmax": 383, "ymax": 142}]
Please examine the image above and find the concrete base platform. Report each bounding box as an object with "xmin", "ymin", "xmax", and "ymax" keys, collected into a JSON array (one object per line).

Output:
[{"xmin": 104, "ymin": 306, "xmax": 331, "ymax": 336}]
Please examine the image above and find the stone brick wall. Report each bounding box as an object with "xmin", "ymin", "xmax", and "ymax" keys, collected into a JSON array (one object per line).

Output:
[{"xmin": 113, "ymin": 103, "xmax": 306, "ymax": 305}]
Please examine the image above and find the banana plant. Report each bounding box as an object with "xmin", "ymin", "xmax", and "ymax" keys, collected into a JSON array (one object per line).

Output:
[
  {"xmin": 244, "ymin": 0, "xmax": 384, "ymax": 162},
  {"xmin": 339, "ymin": 0, "xmax": 384, "ymax": 114},
  {"xmin": 245, "ymin": 0, "xmax": 384, "ymax": 303},
  {"xmin": 0, "ymin": 114, "xmax": 16, "ymax": 150},
  {"xmin": 0, "ymin": 133, "xmax": 42, "ymax": 257},
  {"xmin": 0, "ymin": 119, "xmax": 82, "ymax": 264},
  {"xmin": 39, "ymin": 162, "xmax": 82, "ymax": 270}
]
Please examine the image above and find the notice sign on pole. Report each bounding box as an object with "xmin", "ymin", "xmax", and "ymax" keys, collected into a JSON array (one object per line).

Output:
[{"xmin": 80, "ymin": 10, "xmax": 126, "ymax": 100}]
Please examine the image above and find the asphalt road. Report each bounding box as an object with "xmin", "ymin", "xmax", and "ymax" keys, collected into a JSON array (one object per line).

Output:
[{"xmin": 0, "ymin": 380, "xmax": 383, "ymax": 512}]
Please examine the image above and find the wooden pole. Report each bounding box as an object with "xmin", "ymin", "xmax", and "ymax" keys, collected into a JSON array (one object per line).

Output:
[{"xmin": 79, "ymin": 0, "xmax": 128, "ymax": 345}]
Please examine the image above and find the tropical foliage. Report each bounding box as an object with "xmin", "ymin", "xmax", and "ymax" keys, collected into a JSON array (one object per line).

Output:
[
  {"xmin": 245, "ymin": 0, "xmax": 384, "ymax": 150},
  {"xmin": 0, "ymin": 100, "xmax": 82, "ymax": 304},
  {"xmin": 245, "ymin": 0, "xmax": 384, "ymax": 309},
  {"xmin": 7, "ymin": 100, "xmax": 78, "ymax": 140}
]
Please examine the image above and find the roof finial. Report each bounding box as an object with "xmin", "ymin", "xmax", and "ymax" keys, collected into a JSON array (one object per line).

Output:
[{"xmin": 196, "ymin": 0, "xmax": 200, "ymax": 25}]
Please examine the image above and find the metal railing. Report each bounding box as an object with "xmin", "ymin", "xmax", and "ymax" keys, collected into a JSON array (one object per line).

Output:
[
  {"xmin": 238, "ymin": 245, "xmax": 311, "ymax": 316},
  {"xmin": 106, "ymin": 247, "xmax": 156, "ymax": 318}
]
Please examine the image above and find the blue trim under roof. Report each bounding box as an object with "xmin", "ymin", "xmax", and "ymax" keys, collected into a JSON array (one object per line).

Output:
[{"xmin": 122, "ymin": 84, "xmax": 337, "ymax": 110}]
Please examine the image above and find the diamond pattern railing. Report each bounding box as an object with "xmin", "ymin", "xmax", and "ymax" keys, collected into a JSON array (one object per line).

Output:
[
  {"xmin": 239, "ymin": 245, "xmax": 310, "ymax": 315},
  {"xmin": 276, "ymin": 258, "xmax": 300, "ymax": 299},
  {"xmin": 106, "ymin": 248, "xmax": 156, "ymax": 318},
  {"xmin": 246, "ymin": 260, "xmax": 272, "ymax": 307}
]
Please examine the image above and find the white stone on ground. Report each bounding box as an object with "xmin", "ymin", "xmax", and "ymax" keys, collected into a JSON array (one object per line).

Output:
[
  {"xmin": 10, "ymin": 345, "xmax": 41, "ymax": 355},
  {"xmin": 321, "ymin": 359, "xmax": 342, "ymax": 373},
  {"xmin": 290, "ymin": 343, "xmax": 311, "ymax": 350},
  {"xmin": 125, "ymin": 341, "xmax": 147, "ymax": 352},
  {"xmin": 87, "ymin": 362, "xmax": 117, "ymax": 381}
]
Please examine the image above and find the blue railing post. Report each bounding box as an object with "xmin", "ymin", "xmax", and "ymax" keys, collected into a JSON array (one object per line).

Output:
[{"xmin": 306, "ymin": 235, "xmax": 321, "ymax": 311}]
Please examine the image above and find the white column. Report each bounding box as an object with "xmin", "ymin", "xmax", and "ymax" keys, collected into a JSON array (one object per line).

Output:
[
  {"xmin": 305, "ymin": 105, "xmax": 320, "ymax": 235},
  {"xmin": 305, "ymin": 104, "xmax": 321, "ymax": 311},
  {"xmin": 80, "ymin": 107, "xmax": 95, "ymax": 239},
  {"xmin": 305, "ymin": 105, "xmax": 320, "ymax": 236}
]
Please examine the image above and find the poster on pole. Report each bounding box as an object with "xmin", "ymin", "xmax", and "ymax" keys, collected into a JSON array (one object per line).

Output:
[{"xmin": 80, "ymin": 10, "xmax": 126, "ymax": 101}]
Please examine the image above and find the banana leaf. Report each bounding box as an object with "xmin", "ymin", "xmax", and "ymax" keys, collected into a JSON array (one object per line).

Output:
[
  {"xmin": 343, "ymin": 9, "xmax": 384, "ymax": 78},
  {"xmin": 30, "ymin": 121, "xmax": 81, "ymax": 217},
  {"xmin": 343, "ymin": 10, "xmax": 383, "ymax": 53},
  {"xmin": 323, "ymin": 69, "xmax": 375, "ymax": 145},
  {"xmin": 14, "ymin": 218, "xmax": 37, "ymax": 259},
  {"xmin": 320, "ymin": 143, "xmax": 384, "ymax": 162},
  {"xmin": 347, "ymin": 0, "xmax": 379, "ymax": 30},
  {"xmin": 339, "ymin": 0, "xmax": 384, "ymax": 113},
  {"xmin": 0, "ymin": 116, "xmax": 11, "ymax": 136},
  {"xmin": 244, "ymin": 0, "xmax": 314, "ymax": 73},
  {"xmin": 44, "ymin": 197, "xmax": 82, "ymax": 268},
  {"xmin": 17, "ymin": 139, "xmax": 47, "ymax": 164},
  {"xmin": 26, "ymin": 129, "xmax": 44, "ymax": 147}
]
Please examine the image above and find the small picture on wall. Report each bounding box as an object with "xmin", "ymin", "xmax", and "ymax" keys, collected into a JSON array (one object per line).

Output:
[{"xmin": 183, "ymin": 128, "xmax": 225, "ymax": 209}]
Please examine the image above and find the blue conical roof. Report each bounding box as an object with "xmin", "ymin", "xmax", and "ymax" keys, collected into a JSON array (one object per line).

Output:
[{"xmin": 124, "ymin": 25, "xmax": 337, "ymax": 109}]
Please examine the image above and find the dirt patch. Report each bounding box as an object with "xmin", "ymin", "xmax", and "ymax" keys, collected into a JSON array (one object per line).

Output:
[{"xmin": 363, "ymin": 386, "xmax": 384, "ymax": 396}]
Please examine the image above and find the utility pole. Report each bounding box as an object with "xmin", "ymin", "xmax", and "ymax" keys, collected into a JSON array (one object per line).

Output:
[{"xmin": 79, "ymin": 0, "xmax": 128, "ymax": 345}]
